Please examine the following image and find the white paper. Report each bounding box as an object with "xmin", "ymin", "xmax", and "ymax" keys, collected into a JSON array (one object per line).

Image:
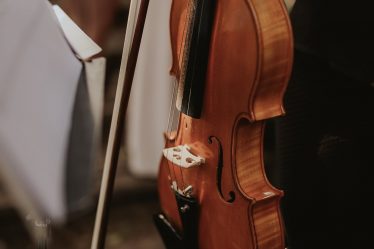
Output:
[
  {"xmin": 0, "ymin": 0, "xmax": 82, "ymax": 222},
  {"xmin": 85, "ymin": 58, "xmax": 106, "ymax": 135},
  {"xmin": 53, "ymin": 5, "xmax": 102, "ymax": 60}
]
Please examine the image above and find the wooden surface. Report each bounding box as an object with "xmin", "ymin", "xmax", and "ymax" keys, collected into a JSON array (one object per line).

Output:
[{"xmin": 158, "ymin": 0, "xmax": 293, "ymax": 248}]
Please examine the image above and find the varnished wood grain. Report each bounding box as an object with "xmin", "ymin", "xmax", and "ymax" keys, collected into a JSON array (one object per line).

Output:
[
  {"xmin": 158, "ymin": 0, "xmax": 293, "ymax": 248},
  {"xmin": 249, "ymin": 0, "xmax": 294, "ymax": 121}
]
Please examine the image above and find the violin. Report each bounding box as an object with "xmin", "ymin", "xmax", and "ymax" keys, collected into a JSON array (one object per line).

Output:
[
  {"xmin": 90, "ymin": 0, "xmax": 292, "ymax": 248},
  {"xmin": 154, "ymin": 0, "xmax": 293, "ymax": 248}
]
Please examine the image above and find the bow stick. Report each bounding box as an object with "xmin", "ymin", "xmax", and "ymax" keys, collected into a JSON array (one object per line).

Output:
[{"xmin": 90, "ymin": 0, "xmax": 150, "ymax": 248}]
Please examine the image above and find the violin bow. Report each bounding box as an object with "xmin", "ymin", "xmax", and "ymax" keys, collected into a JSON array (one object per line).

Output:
[{"xmin": 90, "ymin": 0, "xmax": 150, "ymax": 248}]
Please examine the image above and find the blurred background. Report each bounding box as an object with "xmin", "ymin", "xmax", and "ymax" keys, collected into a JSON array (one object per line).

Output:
[{"xmin": 0, "ymin": 0, "xmax": 165, "ymax": 248}]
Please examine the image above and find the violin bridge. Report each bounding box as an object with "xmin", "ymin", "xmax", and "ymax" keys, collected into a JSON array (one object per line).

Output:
[{"xmin": 163, "ymin": 145, "xmax": 205, "ymax": 168}]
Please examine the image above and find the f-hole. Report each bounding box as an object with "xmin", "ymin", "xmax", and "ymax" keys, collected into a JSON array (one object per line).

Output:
[{"xmin": 208, "ymin": 136, "xmax": 235, "ymax": 203}]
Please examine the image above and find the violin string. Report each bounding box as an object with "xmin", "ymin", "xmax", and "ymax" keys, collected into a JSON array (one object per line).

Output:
[
  {"xmin": 178, "ymin": 0, "xmax": 198, "ymax": 192},
  {"xmin": 164, "ymin": 0, "xmax": 193, "ymax": 193},
  {"xmin": 176, "ymin": 0, "xmax": 195, "ymax": 192},
  {"xmin": 164, "ymin": 78, "xmax": 177, "ymax": 188}
]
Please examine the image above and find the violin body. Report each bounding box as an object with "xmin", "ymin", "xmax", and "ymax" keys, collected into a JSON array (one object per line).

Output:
[{"xmin": 155, "ymin": 0, "xmax": 293, "ymax": 248}]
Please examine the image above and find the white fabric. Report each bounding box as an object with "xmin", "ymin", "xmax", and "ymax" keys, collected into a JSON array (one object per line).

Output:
[{"xmin": 126, "ymin": 0, "xmax": 174, "ymax": 177}]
